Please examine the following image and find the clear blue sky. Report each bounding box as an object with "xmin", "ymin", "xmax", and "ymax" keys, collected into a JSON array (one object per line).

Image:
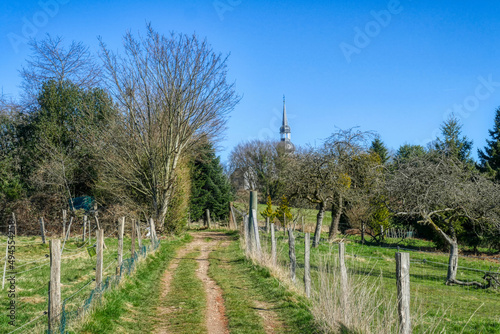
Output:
[{"xmin": 1, "ymin": 0, "xmax": 500, "ymax": 163}]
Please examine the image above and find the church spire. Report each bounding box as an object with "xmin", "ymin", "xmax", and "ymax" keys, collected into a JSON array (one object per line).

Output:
[
  {"xmin": 279, "ymin": 95, "xmax": 294, "ymax": 153},
  {"xmin": 282, "ymin": 95, "xmax": 288, "ymax": 129}
]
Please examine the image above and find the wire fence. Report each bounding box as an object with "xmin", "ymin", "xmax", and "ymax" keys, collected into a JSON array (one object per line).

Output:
[
  {"xmin": 232, "ymin": 208, "xmax": 500, "ymax": 333},
  {"xmin": 3, "ymin": 231, "xmax": 160, "ymax": 334}
]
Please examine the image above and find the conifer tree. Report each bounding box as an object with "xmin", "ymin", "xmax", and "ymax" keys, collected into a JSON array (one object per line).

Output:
[
  {"xmin": 434, "ymin": 115, "xmax": 473, "ymax": 164},
  {"xmin": 189, "ymin": 142, "xmax": 233, "ymax": 222},
  {"xmin": 369, "ymin": 136, "xmax": 389, "ymax": 164},
  {"xmin": 478, "ymin": 106, "xmax": 500, "ymax": 179}
]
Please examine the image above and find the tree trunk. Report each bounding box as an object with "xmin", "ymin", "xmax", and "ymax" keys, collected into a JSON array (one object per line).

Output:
[
  {"xmin": 328, "ymin": 194, "xmax": 343, "ymax": 241},
  {"xmin": 312, "ymin": 202, "xmax": 325, "ymax": 248},
  {"xmin": 447, "ymin": 240, "xmax": 459, "ymax": 283},
  {"xmin": 361, "ymin": 221, "xmax": 365, "ymax": 244}
]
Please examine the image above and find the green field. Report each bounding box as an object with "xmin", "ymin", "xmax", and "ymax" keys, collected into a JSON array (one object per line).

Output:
[
  {"xmin": 0, "ymin": 233, "xmax": 158, "ymax": 333},
  {"xmin": 256, "ymin": 230, "xmax": 500, "ymax": 333}
]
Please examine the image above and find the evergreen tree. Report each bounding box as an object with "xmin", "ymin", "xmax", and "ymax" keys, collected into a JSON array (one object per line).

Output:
[
  {"xmin": 260, "ymin": 195, "xmax": 276, "ymax": 221},
  {"xmin": 434, "ymin": 115, "xmax": 473, "ymax": 164},
  {"xmin": 369, "ymin": 136, "xmax": 389, "ymax": 164},
  {"xmin": 275, "ymin": 195, "xmax": 293, "ymax": 229},
  {"xmin": 395, "ymin": 144, "xmax": 426, "ymax": 162},
  {"xmin": 190, "ymin": 142, "xmax": 233, "ymax": 222},
  {"xmin": 478, "ymin": 106, "xmax": 500, "ymax": 179}
]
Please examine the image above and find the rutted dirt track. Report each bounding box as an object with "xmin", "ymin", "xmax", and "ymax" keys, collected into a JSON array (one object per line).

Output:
[{"xmin": 154, "ymin": 232, "xmax": 232, "ymax": 334}]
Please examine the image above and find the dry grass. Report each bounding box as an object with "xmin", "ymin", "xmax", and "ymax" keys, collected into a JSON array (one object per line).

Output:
[{"xmin": 241, "ymin": 232, "xmax": 450, "ymax": 334}]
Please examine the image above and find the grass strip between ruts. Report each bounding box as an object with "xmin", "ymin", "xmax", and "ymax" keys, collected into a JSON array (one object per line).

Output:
[{"xmin": 208, "ymin": 234, "xmax": 320, "ymax": 334}]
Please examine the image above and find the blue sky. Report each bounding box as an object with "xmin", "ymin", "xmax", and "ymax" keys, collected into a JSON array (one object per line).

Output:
[{"xmin": 1, "ymin": 0, "xmax": 500, "ymax": 163}]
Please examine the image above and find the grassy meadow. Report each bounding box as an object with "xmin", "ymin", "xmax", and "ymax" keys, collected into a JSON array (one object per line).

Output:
[
  {"xmin": 256, "ymin": 230, "xmax": 500, "ymax": 333},
  {"xmin": 0, "ymin": 233, "xmax": 157, "ymax": 334}
]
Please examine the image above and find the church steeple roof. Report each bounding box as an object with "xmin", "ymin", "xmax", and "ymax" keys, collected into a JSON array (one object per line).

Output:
[
  {"xmin": 278, "ymin": 95, "xmax": 295, "ymax": 153},
  {"xmin": 280, "ymin": 95, "xmax": 291, "ymax": 134}
]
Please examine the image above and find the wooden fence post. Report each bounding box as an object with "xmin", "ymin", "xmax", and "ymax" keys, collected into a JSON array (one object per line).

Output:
[
  {"xmin": 339, "ymin": 242, "xmax": 348, "ymax": 315},
  {"xmin": 248, "ymin": 191, "xmax": 258, "ymax": 252},
  {"xmin": 229, "ymin": 202, "xmax": 235, "ymax": 230},
  {"xmin": 136, "ymin": 220, "xmax": 142, "ymax": 249},
  {"xmin": 12, "ymin": 213, "xmax": 17, "ymax": 237},
  {"xmin": 48, "ymin": 239, "xmax": 61, "ymax": 331},
  {"xmin": 304, "ymin": 233, "xmax": 311, "ymax": 298},
  {"xmin": 252, "ymin": 208, "xmax": 262, "ymax": 257},
  {"xmin": 117, "ymin": 217, "xmax": 125, "ymax": 275},
  {"xmin": 2, "ymin": 242, "xmax": 8, "ymax": 289},
  {"xmin": 131, "ymin": 219, "xmax": 136, "ymax": 257},
  {"xmin": 271, "ymin": 223, "xmax": 277, "ymax": 266},
  {"xmin": 62, "ymin": 210, "xmax": 67, "ymax": 239},
  {"xmin": 83, "ymin": 215, "xmax": 87, "ymax": 242},
  {"xmin": 266, "ymin": 217, "xmax": 270, "ymax": 234},
  {"xmin": 243, "ymin": 214, "xmax": 250, "ymax": 256},
  {"xmin": 396, "ymin": 252, "xmax": 411, "ymax": 334},
  {"xmin": 88, "ymin": 215, "xmax": 91, "ymax": 244},
  {"xmin": 39, "ymin": 217, "xmax": 46, "ymax": 244},
  {"xmin": 205, "ymin": 209, "xmax": 211, "ymax": 228},
  {"xmin": 288, "ymin": 228, "xmax": 296, "ymax": 282},
  {"xmin": 61, "ymin": 217, "xmax": 73, "ymax": 254},
  {"xmin": 149, "ymin": 218, "xmax": 156, "ymax": 245},
  {"xmin": 96, "ymin": 229, "xmax": 104, "ymax": 288}
]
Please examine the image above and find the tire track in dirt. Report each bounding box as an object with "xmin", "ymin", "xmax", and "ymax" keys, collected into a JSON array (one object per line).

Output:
[
  {"xmin": 253, "ymin": 300, "xmax": 285, "ymax": 334},
  {"xmin": 153, "ymin": 231, "xmax": 232, "ymax": 334}
]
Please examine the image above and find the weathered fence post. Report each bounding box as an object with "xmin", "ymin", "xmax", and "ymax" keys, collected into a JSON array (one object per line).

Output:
[
  {"xmin": 39, "ymin": 217, "xmax": 46, "ymax": 244},
  {"xmin": 2, "ymin": 242, "xmax": 8, "ymax": 289},
  {"xmin": 95, "ymin": 229, "xmax": 104, "ymax": 288},
  {"xmin": 205, "ymin": 209, "xmax": 211, "ymax": 228},
  {"xmin": 288, "ymin": 228, "xmax": 296, "ymax": 282},
  {"xmin": 339, "ymin": 242, "xmax": 348, "ymax": 315},
  {"xmin": 62, "ymin": 210, "xmax": 67, "ymax": 239},
  {"xmin": 88, "ymin": 215, "xmax": 91, "ymax": 243},
  {"xmin": 229, "ymin": 202, "xmax": 235, "ymax": 229},
  {"xmin": 252, "ymin": 208, "xmax": 262, "ymax": 257},
  {"xmin": 248, "ymin": 191, "xmax": 258, "ymax": 252},
  {"xmin": 12, "ymin": 212, "xmax": 17, "ymax": 236},
  {"xmin": 117, "ymin": 217, "xmax": 125, "ymax": 275},
  {"xmin": 396, "ymin": 252, "xmax": 411, "ymax": 334},
  {"xmin": 136, "ymin": 220, "xmax": 142, "ymax": 249},
  {"xmin": 131, "ymin": 218, "xmax": 136, "ymax": 257},
  {"xmin": 61, "ymin": 217, "xmax": 73, "ymax": 254},
  {"xmin": 231, "ymin": 202, "xmax": 238, "ymax": 230},
  {"xmin": 149, "ymin": 218, "xmax": 156, "ymax": 245},
  {"xmin": 83, "ymin": 215, "xmax": 87, "ymax": 242},
  {"xmin": 271, "ymin": 223, "xmax": 277, "ymax": 266},
  {"xmin": 243, "ymin": 214, "xmax": 250, "ymax": 256},
  {"xmin": 304, "ymin": 232, "xmax": 311, "ymax": 298},
  {"xmin": 48, "ymin": 239, "xmax": 61, "ymax": 331}
]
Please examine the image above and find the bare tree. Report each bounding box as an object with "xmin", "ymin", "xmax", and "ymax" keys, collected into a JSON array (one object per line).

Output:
[
  {"xmin": 286, "ymin": 147, "xmax": 335, "ymax": 247},
  {"xmin": 387, "ymin": 152, "xmax": 500, "ymax": 287},
  {"xmin": 323, "ymin": 128, "xmax": 374, "ymax": 241},
  {"xmin": 97, "ymin": 25, "xmax": 239, "ymax": 231},
  {"xmin": 228, "ymin": 139, "xmax": 286, "ymax": 197},
  {"xmin": 20, "ymin": 34, "xmax": 102, "ymax": 106}
]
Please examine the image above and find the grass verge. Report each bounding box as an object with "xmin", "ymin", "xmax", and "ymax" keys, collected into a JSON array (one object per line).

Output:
[
  {"xmin": 78, "ymin": 234, "xmax": 191, "ymax": 333},
  {"xmin": 162, "ymin": 250, "xmax": 206, "ymax": 334}
]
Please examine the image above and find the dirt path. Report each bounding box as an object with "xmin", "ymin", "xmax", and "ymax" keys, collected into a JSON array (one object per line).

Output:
[
  {"xmin": 154, "ymin": 232, "xmax": 232, "ymax": 334},
  {"xmin": 253, "ymin": 300, "xmax": 284, "ymax": 334}
]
